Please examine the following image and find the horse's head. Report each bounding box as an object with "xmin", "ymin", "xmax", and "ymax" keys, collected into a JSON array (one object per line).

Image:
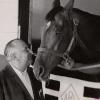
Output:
[{"xmin": 34, "ymin": 0, "xmax": 75, "ymax": 81}]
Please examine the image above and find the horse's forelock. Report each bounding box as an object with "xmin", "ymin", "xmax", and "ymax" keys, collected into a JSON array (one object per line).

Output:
[{"xmin": 45, "ymin": 6, "xmax": 64, "ymax": 21}]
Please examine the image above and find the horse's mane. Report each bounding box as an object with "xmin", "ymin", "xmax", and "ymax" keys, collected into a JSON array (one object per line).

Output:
[
  {"xmin": 45, "ymin": 6, "xmax": 64, "ymax": 21},
  {"xmin": 45, "ymin": 6, "xmax": 100, "ymax": 22}
]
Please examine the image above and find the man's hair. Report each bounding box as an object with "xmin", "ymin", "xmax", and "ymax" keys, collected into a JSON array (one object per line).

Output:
[{"xmin": 4, "ymin": 39, "xmax": 23, "ymax": 57}]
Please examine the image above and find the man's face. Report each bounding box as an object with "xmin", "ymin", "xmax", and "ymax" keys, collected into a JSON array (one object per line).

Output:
[{"xmin": 15, "ymin": 41, "xmax": 32, "ymax": 71}]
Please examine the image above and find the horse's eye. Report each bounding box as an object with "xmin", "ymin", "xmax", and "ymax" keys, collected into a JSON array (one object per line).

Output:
[
  {"xmin": 56, "ymin": 31, "xmax": 62, "ymax": 35},
  {"xmin": 55, "ymin": 27, "xmax": 62, "ymax": 35}
]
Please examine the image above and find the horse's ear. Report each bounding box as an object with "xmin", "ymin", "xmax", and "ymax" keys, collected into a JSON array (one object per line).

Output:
[
  {"xmin": 52, "ymin": 0, "xmax": 61, "ymax": 8},
  {"xmin": 64, "ymin": 0, "xmax": 74, "ymax": 19}
]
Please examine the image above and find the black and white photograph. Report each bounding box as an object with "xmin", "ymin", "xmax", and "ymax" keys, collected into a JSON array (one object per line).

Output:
[{"xmin": 0, "ymin": 0, "xmax": 100, "ymax": 100}]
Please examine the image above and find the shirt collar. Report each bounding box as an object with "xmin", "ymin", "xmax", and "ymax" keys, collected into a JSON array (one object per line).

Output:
[{"xmin": 9, "ymin": 62, "xmax": 27, "ymax": 76}]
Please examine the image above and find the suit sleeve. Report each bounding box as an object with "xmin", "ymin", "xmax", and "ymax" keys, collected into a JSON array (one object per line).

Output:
[{"xmin": 0, "ymin": 73, "xmax": 4, "ymax": 100}]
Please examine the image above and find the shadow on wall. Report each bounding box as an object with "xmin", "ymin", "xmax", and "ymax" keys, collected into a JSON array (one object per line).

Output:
[
  {"xmin": 32, "ymin": 12, "xmax": 46, "ymax": 39},
  {"xmin": 31, "ymin": 39, "xmax": 41, "ymax": 63},
  {"xmin": 31, "ymin": 0, "xmax": 54, "ymax": 39}
]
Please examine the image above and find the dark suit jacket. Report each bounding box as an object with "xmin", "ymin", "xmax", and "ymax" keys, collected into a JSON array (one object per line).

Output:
[{"xmin": 0, "ymin": 65, "xmax": 44, "ymax": 100}]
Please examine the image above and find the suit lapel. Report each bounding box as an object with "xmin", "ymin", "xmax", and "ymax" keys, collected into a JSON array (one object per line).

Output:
[
  {"xmin": 5, "ymin": 65, "xmax": 33, "ymax": 100},
  {"xmin": 27, "ymin": 67, "xmax": 42, "ymax": 100},
  {"xmin": 27, "ymin": 67, "xmax": 36, "ymax": 98}
]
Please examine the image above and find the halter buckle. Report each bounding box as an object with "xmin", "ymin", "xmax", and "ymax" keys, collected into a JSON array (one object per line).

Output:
[{"xmin": 73, "ymin": 18, "xmax": 79, "ymax": 26}]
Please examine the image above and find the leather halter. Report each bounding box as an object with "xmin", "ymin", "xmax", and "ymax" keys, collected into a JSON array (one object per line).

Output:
[{"xmin": 37, "ymin": 18, "xmax": 79, "ymax": 67}]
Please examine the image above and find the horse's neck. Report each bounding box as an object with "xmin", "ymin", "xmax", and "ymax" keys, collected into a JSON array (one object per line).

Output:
[
  {"xmin": 70, "ymin": 8, "xmax": 100, "ymax": 64},
  {"xmin": 73, "ymin": 8, "xmax": 100, "ymax": 49}
]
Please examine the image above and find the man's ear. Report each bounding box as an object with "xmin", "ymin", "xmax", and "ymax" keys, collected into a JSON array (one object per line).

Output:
[{"xmin": 6, "ymin": 53, "xmax": 16, "ymax": 62}]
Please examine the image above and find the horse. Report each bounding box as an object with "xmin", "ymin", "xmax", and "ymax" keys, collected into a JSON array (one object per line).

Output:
[{"xmin": 33, "ymin": 0, "xmax": 100, "ymax": 81}]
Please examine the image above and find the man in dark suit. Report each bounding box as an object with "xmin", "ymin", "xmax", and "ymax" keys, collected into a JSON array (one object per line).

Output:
[{"xmin": 0, "ymin": 39, "xmax": 44, "ymax": 100}]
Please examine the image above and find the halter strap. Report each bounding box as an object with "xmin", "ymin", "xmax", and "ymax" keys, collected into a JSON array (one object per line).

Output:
[
  {"xmin": 38, "ymin": 47, "xmax": 69, "ymax": 60},
  {"xmin": 66, "ymin": 18, "xmax": 79, "ymax": 53}
]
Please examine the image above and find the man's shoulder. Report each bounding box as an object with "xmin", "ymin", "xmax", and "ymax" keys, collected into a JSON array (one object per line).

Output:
[
  {"xmin": 0, "ymin": 65, "xmax": 10, "ymax": 78},
  {"xmin": 0, "ymin": 66, "xmax": 7, "ymax": 87},
  {"xmin": 0, "ymin": 55, "xmax": 9, "ymax": 71}
]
